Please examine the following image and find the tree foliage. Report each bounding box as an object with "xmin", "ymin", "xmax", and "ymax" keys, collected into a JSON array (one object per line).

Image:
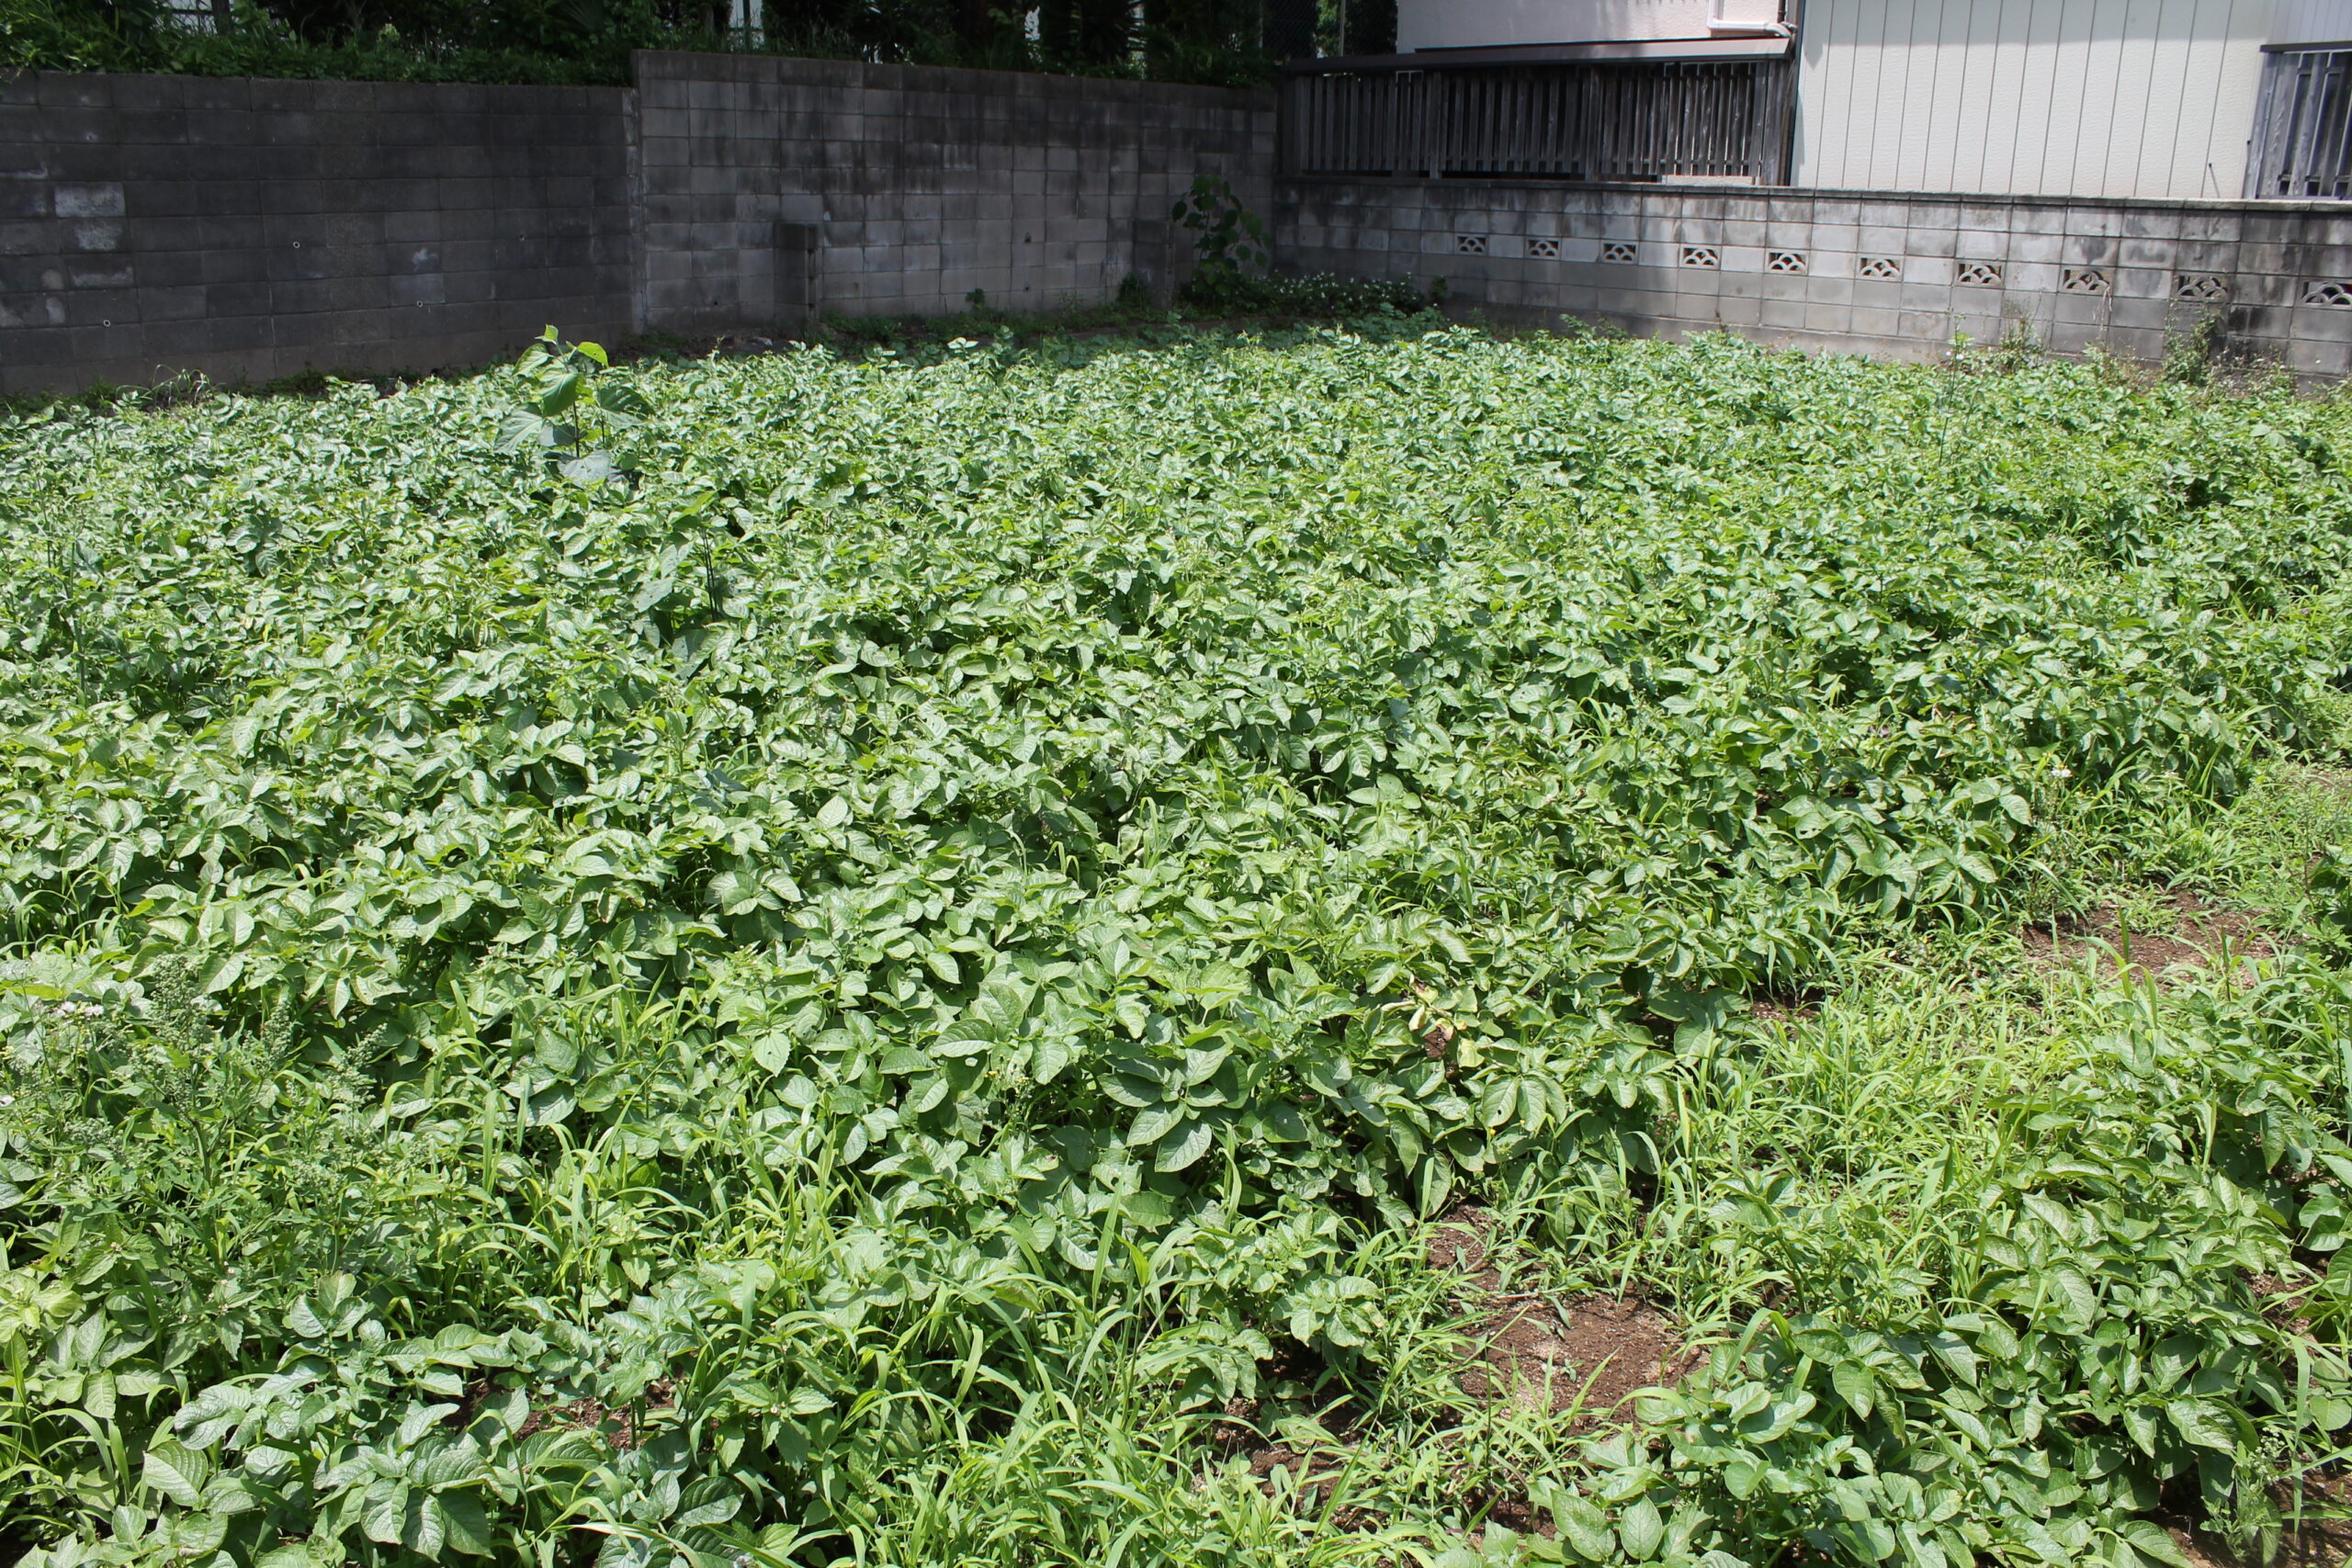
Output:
[{"xmin": 2, "ymin": 0, "xmax": 1284, "ymax": 84}]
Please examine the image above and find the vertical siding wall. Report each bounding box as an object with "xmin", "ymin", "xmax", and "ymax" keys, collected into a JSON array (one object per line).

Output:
[
  {"xmin": 1792, "ymin": 0, "xmax": 2270, "ymax": 200},
  {"xmin": 633, "ymin": 51, "xmax": 1275, "ymax": 333},
  {"xmin": 0, "ymin": 72, "xmax": 634, "ymax": 397},
  {"xmin": 1275, "ymin": 176, "xmax": 2352, "ymax": 377},
  {"xmin": 2272, "ymin": 0, "xmax": 2352, "ymax": 43}
]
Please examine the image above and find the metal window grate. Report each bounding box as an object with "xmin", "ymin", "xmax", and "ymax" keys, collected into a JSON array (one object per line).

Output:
[
  {"xmin": 2250, "ymin": 48, "xmax": 2352, "ymax": 199},
  {"xmin": 1281, "ymin": 58, "xmax": 1797, "ymax": 183}
]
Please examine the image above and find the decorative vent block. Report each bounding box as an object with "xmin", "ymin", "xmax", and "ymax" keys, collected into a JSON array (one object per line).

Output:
[
  {"xmin": 1858, "ymin": 255, "xmax": 1901, "ymax": 280},
  {"xmin": 1767, "ymin": 250, "xmax": 1806, "ymax": 274},
  {"xmin": 2175, "ymin": 273, "xmax": 2229, "ymax": 302},
  {"xmin": 2062, "ymin": 267, "xmax": 2109, "ymax": 294},
  {"xmin": 1528, "ymin": 237, "xmax": 1560, "ymax": 259},
  {"xmin": 1956, "ymin": 261, "xmax": 2003, "ymax": 288},
  {"xmin": 2304, "ymin": 279, "xmax": 2352, "ymax": 307},
  {"xmin": 1680, "ymin": 245, "xmax": 1719, "ymax": 269},
  {"xmin": 1601, "ymin": 241, "xmax": 1638, "ymax": 265},
  {"xmin": 1455, "ymin": 234, "xmax": 1487, "ymax": 255}
]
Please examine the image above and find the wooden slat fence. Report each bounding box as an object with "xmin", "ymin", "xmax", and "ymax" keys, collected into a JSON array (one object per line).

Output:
[
  {"xmin": 2248, "ymin": 48, "xmax": 2352, "ymax": 200},
  {"xmin": 1282, "ymin": 59, "xmax": 1796, "ymax": 183}
]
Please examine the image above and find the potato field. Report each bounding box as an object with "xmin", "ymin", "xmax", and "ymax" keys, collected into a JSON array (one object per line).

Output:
[{"xmin": 6, "ymin": 320, "xmax": 2352, "ymax": 1568}]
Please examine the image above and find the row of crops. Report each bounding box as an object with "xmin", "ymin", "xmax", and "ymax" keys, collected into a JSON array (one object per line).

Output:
[{"xmin": 5, "ymin": 320, "xmax": 2352, "ymax": 1567}]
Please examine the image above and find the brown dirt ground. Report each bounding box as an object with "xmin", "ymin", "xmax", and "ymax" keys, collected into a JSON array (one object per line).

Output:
[
  {"xmin": 515, "ymin": 1377, "xmax": 674, "ymax": 1451},
  {"xmin": 2169, "ymin": 1504, "xmax": 2352, "ymax": 1568},
  {"xmin": 1213, "ymin": 1341, "xmax": 1363, "ymax": 1508},
  {"xmin": 1748, "ymin": 989, "xmax": 1825, "ymax": 1026},
  {"xmin": 2022, "ymin": 889, "xmax": 2276, "ymax": 980},
  {"xmin": 1430, "ymin": 1209, "xmax": 1699, "ymax": 1426},
  {"xmin": 1215, "ymin": 1208, "xmax": 1695, "ymax": 1529}
]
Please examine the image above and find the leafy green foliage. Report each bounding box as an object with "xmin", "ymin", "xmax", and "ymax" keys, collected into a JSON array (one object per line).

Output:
[
  {"xmin": 494, "ymin": 332, "xmax": 655, "ymax": 489},
  {"xmin": 1172, "ymin": 172, "xmax": 1271, "ymax": 296},
  {"xmin": 2312, "ymin": 846, "xmax": 2352, "ymax": 954},
  {"xmin": 1172, "ymin": 175, "xmax": 1432, "ymax": 316},
  {"xmin": 1, "ymin": 0, "xmax": 690, "ymax": 85},
  {"xmin": 5, "ymin": 322, "xmax": 2352, "ymax": 1565},
  {"xmin": 0, "ymin": 0, "xmax": 1283, "ymax": 87}
]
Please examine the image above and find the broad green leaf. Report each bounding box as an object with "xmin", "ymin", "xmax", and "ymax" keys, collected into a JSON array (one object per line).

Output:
[
  {"xmin": 141, "ymin": 1440, "xmax": 209, "ymax": 1506},
  {"xmin": 1618, "ymin": 1496, "xmax": 1665, "ymax": 1562},
  {"xmin": 1156, "ymin": 1119, "xmax": 1216, "ymax": 1172},
  {"xmin": 1832, "ymin": 1360, "xmax": 1875, "ymax": 1420},
  {"xmin": 2167, "ymin": 1397, "xmax": 2243, "ymax": 1451}
]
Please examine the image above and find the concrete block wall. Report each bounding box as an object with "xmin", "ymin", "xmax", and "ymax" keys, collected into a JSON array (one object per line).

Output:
[
  {"xmin": 1276, "ymin": 180, "xmax": 2352, "ymax": 378},
  {"xmin": 633, "ymin": 51, "xmax": 1276, "ymax": 333},
  {"xmin": 15, "ymin": 57, "xmax": 2352, "ymax": 393},
  {"xmin": 1, "ymin": 72, "xmax": 635, "ymax": 397}
]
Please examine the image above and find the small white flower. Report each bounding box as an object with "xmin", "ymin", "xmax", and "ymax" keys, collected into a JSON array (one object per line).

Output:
[
  {"xmin": 2052, "ymin": 765, "xmax": 2073, "ymax": 780},
  {"xmin": 0, "ymin": 1095, "xmax": 14, "ymax": 1107}
]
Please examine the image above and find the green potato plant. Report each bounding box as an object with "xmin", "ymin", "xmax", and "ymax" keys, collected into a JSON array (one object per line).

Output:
[{"xmin": 4, "ymin": 319, "xmax": 2352, "ymax": 1566}]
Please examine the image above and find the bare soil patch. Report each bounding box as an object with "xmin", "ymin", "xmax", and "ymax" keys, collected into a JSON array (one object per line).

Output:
[
  {"xmin": 1431, "ymin": 1209, "xmax": 1699, "ymax": 1426},
  {"xmin": 1748, "ymin": 987, "xmax": 1826, "ymax": 1026},
  {"xmin": 2022, "ymin": 890, "xmax": 2275, "ymax": 980},
  {"xmin": 516, "ymin": 1377, "xmax": 675, "ymax": 1451},
  {"xmin": 2168, "ymin": 1509, "xmax": 2352, "ymax": 1568}
]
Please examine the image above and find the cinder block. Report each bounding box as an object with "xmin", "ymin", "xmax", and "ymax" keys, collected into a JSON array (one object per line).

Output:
[
  {"xmin": 1899, "ymin": 310, "xmax": 1956, "ymax": 344},
  {"xmin": 1955, "ymin": 226, "xmax": 2007, "ymax": 260},
  {"xmin": 2288, "ymin": 335, "xmax": 2352, "ymax": 375},
  {"xmin": 2007, "ymin": 261, "xmax": 2062, "ymax": 294},
  {"xmin": 2052, "ymin": 290, "xmax": 2115, "ymax": 326},
  {"xmin": 130, "ymin": 250, "xmax": 205, "ymax": 289},
  {"xmin": 1859, "ymin": 224, "xmax": 1906, "ymax": 256},
  {"xmin": 2062, "ymin": 233, "xmax": 2119, "ymax": 266},
  {"xmin": 2293, "ymin": 303, "xmax": 2352, "ymax": 343},
  {"xmin": 1850, "ymin": 306, "xmax": 1899, "ymax": 338}
]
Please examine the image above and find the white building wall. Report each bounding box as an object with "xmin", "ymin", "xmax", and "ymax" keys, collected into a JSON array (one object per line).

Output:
[
  {"xmin": 1791, "ymin": 0, "xmax": 2288, "ymax": 200},
  {"xmin": 2271, "ymin": 0, "xmax": 2352, "ymax": 41},
  {"xmin": 1397, "ymin": 0, "xmax": 1786, "ymax": 51}
]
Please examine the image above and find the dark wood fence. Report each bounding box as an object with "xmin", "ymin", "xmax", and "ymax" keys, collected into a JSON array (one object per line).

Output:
[
  {"xmin": 1281, "ymin": 57, "xmax": 1797, "ymax": 184},
  {"xmin": 2248, "ymin": 47, "xmax": 2352, "ymax": 200}
]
